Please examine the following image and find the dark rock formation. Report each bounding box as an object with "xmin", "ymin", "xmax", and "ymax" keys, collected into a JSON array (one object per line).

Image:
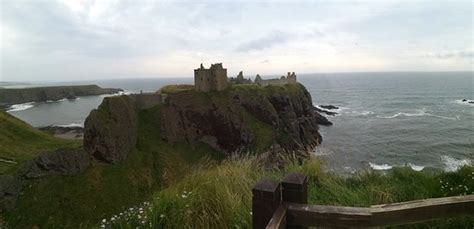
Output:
[
  {"xmin": 462, "ymin": 99, "xmax": 467, "ymax": 102},
  {"xmin": 312, "ymin": 109, "xmax": 333, "ymax": 126},
  {"xmin": 161, "ymin": 91, "xmax": 255, "ymax": 153},
  {"xmin": 319, "ymin": 105, "xmax": 339, "ymax": 110},
  {"xmin": 314, "ymin": 107, "xmax": 337, "ymax": 116},
  {"xmin": 0, "ymin": 84, "xmax": 122, "ymax": 106},
  {"xmin": 19, "ymin": 149, "xmax": 90, "ymax": 179},
  {"xmin": 84, "ymin": 96, "xmax": 138, "ymax": 163},
  {"xmin": 1, "ymin": 148, "xmax": 90, "ymax": 210}
]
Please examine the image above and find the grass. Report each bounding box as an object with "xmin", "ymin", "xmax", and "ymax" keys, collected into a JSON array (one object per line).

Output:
[
  {"xmin": 105, "ymin": 155, "xmax": 474, "ymax": 229},
  {"xmin": 0, "ymin": 110, "xmax": 81, "ymax": 174},
  {"xmin": 157, "ymin": 84, "xmax": 194, "ymax": 94},
  {"xmin": 239, "ymin": 111, "xmax": 275, "ymax": 153},
  {"xmin": 3, "ymin": 105, "xmax": 224, "ymax": 228}
]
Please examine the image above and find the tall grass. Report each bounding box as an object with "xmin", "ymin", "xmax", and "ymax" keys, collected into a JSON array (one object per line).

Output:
[{"xmin": 107, "ymin": 155, "xmax": 474, "ymax": 228}]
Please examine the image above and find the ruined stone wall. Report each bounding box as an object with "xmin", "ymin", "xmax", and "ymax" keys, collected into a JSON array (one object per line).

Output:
[
  {"xmin": 213, "ymin": 68, "xmax": 228, "ymax": 91},
  {"xmin": 256, "ymin": 78, "xmax": 289, "ymax": 86},
  {"xmin": 194, "ymin": 64, "xmax": 228, "ymax": 92},
  {"xmin": 129, "ymin": 93, "xmax": 162, "ymax": 109},
  {"xmin": 194, "ymin": 69, "xmax": 212, "ymax": 92},
  {"xmin": 255, "ymin": 72, "xmax": 297, "ymax": 87}
]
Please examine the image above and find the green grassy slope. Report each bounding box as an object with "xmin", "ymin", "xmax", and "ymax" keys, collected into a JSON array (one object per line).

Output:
[
  {"xmin": 4, "ymin": 105, "xmax": 223, "ymax": 228},
  {"xmin": 0, "ymin": 111, "xmax": 81, "ymax": 174}
]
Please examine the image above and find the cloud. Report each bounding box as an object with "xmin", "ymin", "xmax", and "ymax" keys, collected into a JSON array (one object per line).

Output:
[
  {"xmin": 0, "ymin": 1, "xmax": 472, "ymax": 81},
  {"xmin": 236, "ymin": 31, "xmax": 292, "ymax": 52},
  {"xmin": 425, "ymin": 50, "xmax": 474, "ymax": 59}
]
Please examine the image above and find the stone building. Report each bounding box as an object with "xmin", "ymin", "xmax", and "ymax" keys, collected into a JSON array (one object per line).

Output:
[
  {"xmin": 194, "ymin": 63, "xmax": 228, "ymax": 92},
  {"xmin": 254, "ymin": 72, "xmax": 297, "ymax": 86},
  {"xmin": 229, "ymin": 71, "xmax": 252, "ymax": 85}
]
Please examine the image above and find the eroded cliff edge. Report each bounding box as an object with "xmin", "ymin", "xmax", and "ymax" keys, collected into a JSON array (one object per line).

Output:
[{"xmin": 84, "ymin": 83, "xmax": 331, "ymax": 163}]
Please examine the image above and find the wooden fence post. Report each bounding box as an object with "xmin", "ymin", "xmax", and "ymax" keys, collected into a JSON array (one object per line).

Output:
[
  {"xmin": 252, "ymin": 179, "xmax": 282, "ymax": 229},
  {"xmin": 282, "ymin": 172, "xmax": 308, "ymax": 229}
]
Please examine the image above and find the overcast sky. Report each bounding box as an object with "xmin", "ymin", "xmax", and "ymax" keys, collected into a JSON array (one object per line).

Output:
[{"xmin": 0, "ymin": 0, "xmax": 473, "ymax": 81}]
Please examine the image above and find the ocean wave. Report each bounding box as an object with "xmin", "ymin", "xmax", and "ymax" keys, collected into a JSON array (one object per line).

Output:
[
  {"xmin": 408, "ymin": 163, "xmax": 425, "ymax": 171},
  {"xmin": 441, "ymin": 155, "xmax": 471, "ymax": 172},
  {"xmin": 369, "ymin": 162, "xmax": 425, "ymax": 171},
  {"xmin": 314, "ymin": 105, "xmax": 348, "ymax": 116},
  {"xmin": 350, "ymin": 110, "xmax": 374, "ymax": 116},
  {"xmin": 6, "ymin": 102, "xmax": 35, "ymax": 112},
  {"xmin": 54, "ymin": 123, "xmax": 84, "ymax": 128},
  {"xmin": 369, "ymin": 162, "xmax": 393, "ymax": 170},
  {"xmin": 454, "ymin": 99, "xmax": 474, "ymax": 106},
  {"xmin": 100, "ymin": 91, "xmax": 132, "ymax": 98},
  {"xmin": 377, "ymin": 108, "xmax": 426, "ymax": 119},
  {"xmin": 377, "ymin": 108, "xmax": 457, "ymax": 120}
]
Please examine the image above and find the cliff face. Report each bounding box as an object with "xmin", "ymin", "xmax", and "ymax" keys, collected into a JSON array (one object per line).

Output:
[
  {"xmin": 83, "ymin": 96, "xmax": 138, "ymax": 163},
  {"xmin": 83, "ymin": 84, "xmax": 329, "ymax": 163},
  {"xmin": 0, "ymin": 85, "xmax": 122, "ymax": 106}
]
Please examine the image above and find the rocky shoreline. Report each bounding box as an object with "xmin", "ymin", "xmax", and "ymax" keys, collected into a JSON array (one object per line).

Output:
[{"xmin": 38, "ymin": 126, "xmax": 84, "ymax": 140}]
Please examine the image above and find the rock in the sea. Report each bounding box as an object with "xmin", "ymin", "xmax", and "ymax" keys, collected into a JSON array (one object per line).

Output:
[
  {"xmin": 314, "ymin": 107, "xmax": 337, "ymax": 116},
  {"xmin": 84, "ymin": 96, "xmax": 138, "ymax": 163},
  {"xmin": 462, "ymin": 99, "xmax": 467, "ymax": 102},
  {"xmin": 65, "ymin": 93, "xmax": 77, "ymax": 100},
  {"xmin": 319, "ymin": 105, "xmax": 339, "ymax": 110}
]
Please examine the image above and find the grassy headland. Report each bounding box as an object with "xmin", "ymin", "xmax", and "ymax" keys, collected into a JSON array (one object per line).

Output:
[{"xmin": 0, "ymin": 111, "xmax": 81, "ymax": 174}]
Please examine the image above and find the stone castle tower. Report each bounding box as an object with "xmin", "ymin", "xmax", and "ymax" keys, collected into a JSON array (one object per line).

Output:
[{"xmin": 194, "ymin": 63, "xmax": 228, "ymax": 92}]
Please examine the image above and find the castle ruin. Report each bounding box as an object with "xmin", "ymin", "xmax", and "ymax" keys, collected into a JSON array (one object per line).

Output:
[
  {"xmin": 194, "ymin": 63, "xmax": 298, "ymax": 92},
  {"xmin": 194, "ymin": 63, "xmax": 228, "ymax": 92},
  {"xmin": 254, "ymin": 72, "xmax": 297, "ymax": 86}
]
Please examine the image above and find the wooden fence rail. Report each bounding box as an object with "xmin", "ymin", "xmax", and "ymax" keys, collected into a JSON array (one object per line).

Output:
[{"xmin": 252, "ymin": 172, "xmax": 474, "ymax": 228}]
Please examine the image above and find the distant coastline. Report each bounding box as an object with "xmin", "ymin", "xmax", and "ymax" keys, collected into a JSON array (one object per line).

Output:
[{"xmin": 0, "ymin": 84, "xmax": 123, "ymax": 107}]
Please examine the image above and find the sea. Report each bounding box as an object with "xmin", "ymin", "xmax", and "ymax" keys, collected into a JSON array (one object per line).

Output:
[{"xmin": 3, "ymin": 72, "xmax": 473, "ymax": 173}]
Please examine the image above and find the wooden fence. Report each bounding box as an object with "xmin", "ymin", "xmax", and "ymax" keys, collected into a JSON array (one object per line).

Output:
[{"xmin": 252, "ymin": 172, "xmax": 474, "ymax": 228}]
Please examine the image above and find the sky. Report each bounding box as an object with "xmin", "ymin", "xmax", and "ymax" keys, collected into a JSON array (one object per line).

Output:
[{"xmin": 0, "ymin": 0, "xmax": 473, "ymax": 82}]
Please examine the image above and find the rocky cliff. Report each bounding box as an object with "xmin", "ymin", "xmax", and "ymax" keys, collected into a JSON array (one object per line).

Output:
[
  {"xmin": 0, "ymin": 85, "xmax": 122, "ymax": 106},
  {"xmin": 84, "ymin": 83, "xmax": 330, "ymax": 163}
]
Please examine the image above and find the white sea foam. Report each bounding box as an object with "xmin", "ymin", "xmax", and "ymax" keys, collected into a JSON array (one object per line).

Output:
[
  {"xmin": 54, "ymin": 123, "xmax": 84, "ymax": 128},
  {"xmin": 425, "ymin": 113, "xmax": 458, "ymax": 120},
  {"xmin": 408, "ymin": 163, "xmax": 425, "ymax": 171},
  {"xmin": 6, "ymin": 102, "xmax": 35, "ymax": 112},
  {"xmin": 369, "ymin": 162, "xmax": 393, "ymax": 170},
  {"xmin": 314, "ymin": 105, "xmax": 348, "ymax": 116},
  {"xmin": 441, "ymin": 155, "xmax": 471, "ymax": 172},
  {"xmin": 100, "ymin": 91, "xmax": 132, "ymax": 98},
  {"xmin": 377, "ymin": 108, "xmax": 457, "ymax": 120},
  {"xmin": 377, "ymin": 108, "xmax": 426, "ymax": 119},
  {"xmin": 454, "ymin": 99, "xmax": 474, "ymax": 106},
  {"xmin": 350, "ymin": 110, "xmax": 374, "ymax": 116},
  {"xmin": 369, "ymin": 162, "xmax": 426, "ymax": 171}
]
